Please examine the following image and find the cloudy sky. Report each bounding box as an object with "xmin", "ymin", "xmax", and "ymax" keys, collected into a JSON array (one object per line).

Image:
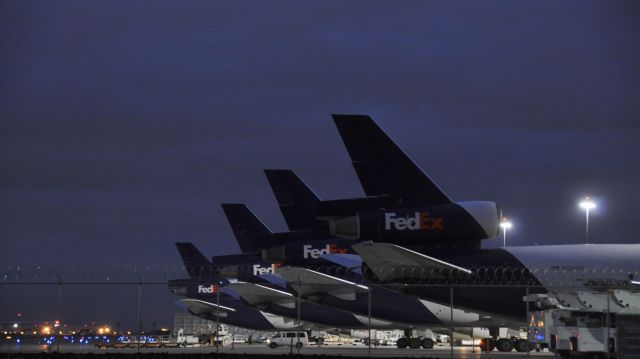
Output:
[{"xmin": 2, "ymin": 1, "xmax": 639, "ymax": 327}]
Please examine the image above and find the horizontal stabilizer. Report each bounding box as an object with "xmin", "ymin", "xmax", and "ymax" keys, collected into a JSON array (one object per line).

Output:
[
  {"xmin": 180, "ymin": 298, "xmax": 235, "ymax": 318},
  {"xmin": 227, "ymin": 282, "xmax": 296, "ymax": 309},
  {"xmin": 276, "ymin": 267, "xmax": 368, "ymax": 301},
  {"xmin": 352, "ymin": 242, "xmax": 472, "ymax": 282}
]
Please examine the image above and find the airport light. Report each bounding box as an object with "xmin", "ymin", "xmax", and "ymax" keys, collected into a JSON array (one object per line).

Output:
[
  {"xmin": 579, "ymin": 196, "xmax": 596, "ymax": 244},
  {"xmin": 500, "ymin": 218, "xmax": 513, "ymax": 247}
]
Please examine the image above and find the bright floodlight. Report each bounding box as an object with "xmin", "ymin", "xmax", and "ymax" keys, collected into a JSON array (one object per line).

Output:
[
  {"xmin": 500, "ymin": 218, "xmax": 512, "ymax": 247},
  {"xmin": 500, "ymin": 220, "xmax": 513, "ymax": 230},
  {"xmin": 580, "ymin": 197, "xmax": 596, "ymax": 210},
  {"xmin": 579, "ymin": 196, "xmax": 596, "ymax": 244}
]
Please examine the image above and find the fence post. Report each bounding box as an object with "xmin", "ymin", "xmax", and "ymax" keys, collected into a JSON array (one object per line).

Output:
[
  {"xmin": 137, "ymin": 275, "xmax": 141, "ymax": 354},
  {"xmin": 526, "ymin": 286, "xmax": 530, "ymax": 358},
  {"xmin": 231, "ymin": 325, "xmax": 235, "ymax": 350},
  {"xmin": 606, "ymin": 288, "xmax": 611, "ymax": 359},
  {"xmin": 368, "ymin": 286, "xmax": 372, "ymax": 358},
  {"xmin": 450, "ymin": 285, "xmax": 454, "ymax": 359},
  {"xmin": 216, "ymin": 281, "xmax": 220, "ymax": 354},
  {"xmin": 56, "ymin": 275, "xmax": 62, "ymax": 353}
]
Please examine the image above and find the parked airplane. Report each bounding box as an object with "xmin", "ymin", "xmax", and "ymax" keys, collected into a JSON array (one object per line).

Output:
[
  {"xmin": 169, "ymin": 242, "xmax": 300, "ymax": 330},
  {"xmin": 322, "ymin": 114, "xmax": 499, "ymax": 247},
  {"xmin": 220, "ymin": 204, "xmax": 443, "ymax": 331},
  {"xmin": 259, "ymin": 115, "xmax": 639, "ymax": 351},
  {"xmin": 321, "ymin": 114, "xmax": 640, "ymax": 349}
]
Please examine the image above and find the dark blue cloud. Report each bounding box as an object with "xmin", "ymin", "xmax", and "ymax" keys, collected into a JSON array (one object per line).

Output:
[{"xmin": 2, "ymin": 0, "xmax": 639, "ymax": 327}]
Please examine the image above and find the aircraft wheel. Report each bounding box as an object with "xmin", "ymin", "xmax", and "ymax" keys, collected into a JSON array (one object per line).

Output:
[
  {"xmin": 396, "ymin": 337, "xmax": 409, "ymax": 349},
  {"xmin": 409, "ymin": 337, "xmax": 422, "ymax": 349},
  {"xmin": 421, "ymin": 338, "xmax": 434, "ymax": 349},
  {"xmin": 479, "ymin": 338, "xmax": 496, "ymax": 352},
  {"xmin": 269, "ymin": 342, "xmax": 277, "ymax": 349},
  {"xmin": 496, "ymin": 338, "xmax": 513, "ymax": 352},
  {"xmin": 514, "ymin": 339, "xmax": 530, "ymax": 352}
]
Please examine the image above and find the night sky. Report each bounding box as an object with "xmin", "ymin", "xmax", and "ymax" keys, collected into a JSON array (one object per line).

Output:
[{"xmin": 2, "ymin": 1, "xmax": 640, "ymax": 329}]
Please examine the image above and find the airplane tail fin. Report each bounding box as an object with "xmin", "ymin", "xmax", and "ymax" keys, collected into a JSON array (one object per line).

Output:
[
  {"xmin": 264, "ymin": 169, "xmax": 323, "ymax": 231},
  {"xmin": 332, "ymin": 114, "xmax": 451, "ymax": 205},
  {"xmin": 221, "ymin": 203, "xmax": 272, "ymax": 252},
  {"xmin": 175, "ymin": 242, "xmax": 219, "ymax": 280}
]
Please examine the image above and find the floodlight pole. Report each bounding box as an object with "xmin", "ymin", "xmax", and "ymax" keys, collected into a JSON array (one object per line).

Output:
[
  {"xmin": 585, "ymin": 207, "xmax": 591, "ymax": 244},
  {"xmin": 580, "ymin": 197, "xmax": 596, "ymax": 244}
]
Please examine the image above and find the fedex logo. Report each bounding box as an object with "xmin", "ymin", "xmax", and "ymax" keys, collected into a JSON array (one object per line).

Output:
[
  {"xmin": 197, "ymin": 284, "xmax": 220, "ymax": 294},
  {"xmin": 252, "ymin": 262, "xmax": 281, "ymax": 275},
  {"xmin": 303, "ymin": 244, "xmax": 349, "ymax": 259},
  {"xmin": 384, "ymin": 212, "xmax": 444, "ymax": 231}
]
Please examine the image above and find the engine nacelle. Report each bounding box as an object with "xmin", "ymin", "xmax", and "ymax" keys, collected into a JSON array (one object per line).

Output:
[{"xmin": 328, "ymin": 201, "xmax": 499, "ymax": 244}]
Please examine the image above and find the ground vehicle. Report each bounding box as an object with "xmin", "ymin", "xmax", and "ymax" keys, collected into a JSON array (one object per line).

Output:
[
  {"xmin": 267, "ymin": 331, "xmax": 309, "ymax": 349},
  {"xmin": 95, "ymin": 329, "xmax": 200, "ymax": 349},
  {"xmin": 232, "ymin": 334, "xmax": 246, "ymax": 344},
  {"xmin": 530, "ymin": 309, "xmax": 640, "ymax": 358}
]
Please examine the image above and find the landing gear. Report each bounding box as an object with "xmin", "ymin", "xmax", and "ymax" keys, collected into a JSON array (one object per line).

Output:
[
  {"xmin": 421, "ymin": 338, "xmax": 434, "ymax": 349},
  {"xmin": 479, "ymin": 338, "xmax": 496, "ymax": 352},
  {"xmin": 496, "ymin": 338, "xmax": 514, "ymax": 352},
  {"xmin": 514, "ymin": 338, "xmax": 530, "ymax": 352},
  {"xmin": 408, "ymin": 337, "xmax": 422, "ymax": 349},
  {"xmin": 396, "ymin": 336, "xmax": 434, "ymax": 349}
]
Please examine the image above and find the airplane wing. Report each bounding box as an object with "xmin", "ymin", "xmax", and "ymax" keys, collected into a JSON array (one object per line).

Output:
[
  {"xmin": 180, "ymin": 298, "xmax": 236, "ymax": 318},
  {"xmin": 227, "ymin": 282, "xmax": 296, "ymax": 309},
  {"xmin": 276, "ymin": 267, "xmax": 368, "ymax": 300},
  {"xmin": 352, "ymin": 242, "xmax": 472, "ymax": 282},
  {"xmin": 332, "ymin": 114, "xmax": 451, "ymax": 205}
]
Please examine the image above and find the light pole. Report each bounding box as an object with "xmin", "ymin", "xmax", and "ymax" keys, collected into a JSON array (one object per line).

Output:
[
  {"xmin": 500, "ymin": 218, "xmax": 513, "ymax": 247},
  {"xmin": 579, "ymin": 196, "xmax": 596, "ymax": 244}
]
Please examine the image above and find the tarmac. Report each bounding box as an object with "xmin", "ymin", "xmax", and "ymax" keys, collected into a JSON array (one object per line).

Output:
[{"xmin": 1, "ymin": 342, "xmax": 554, "ymax": 358}]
